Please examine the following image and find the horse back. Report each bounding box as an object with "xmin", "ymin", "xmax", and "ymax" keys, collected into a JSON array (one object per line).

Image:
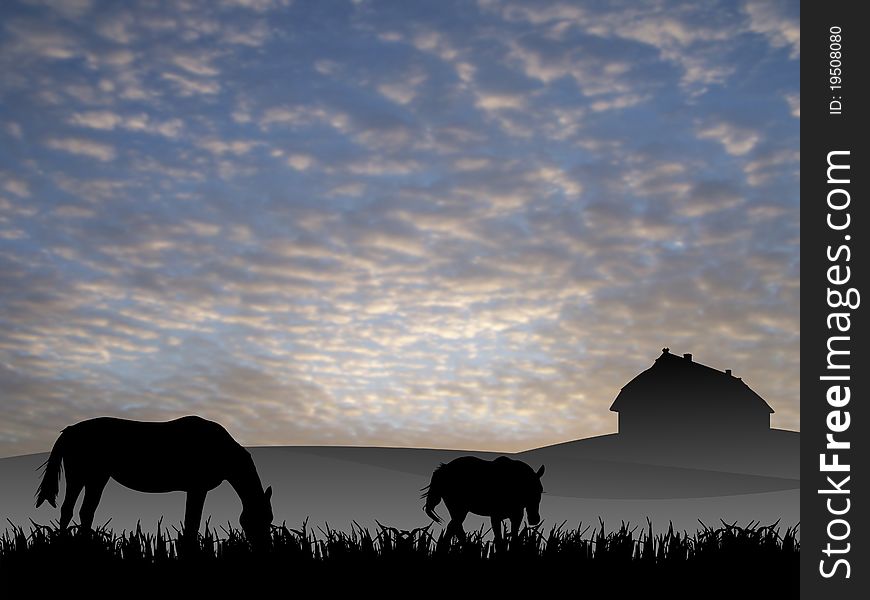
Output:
[
  {"xmin": 440, "ymin": 456, "xmax": 534, "ymax": 517},
  {"xmin": 66, "ymin": 415, "xmax": 237, "ymax": 448},
  {"xmin": 61, "ymin": 416, "xmax": 245, "ymax": 492}
]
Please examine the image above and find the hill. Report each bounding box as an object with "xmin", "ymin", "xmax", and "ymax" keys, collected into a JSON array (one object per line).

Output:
[{"xmin": 0, "ymin": 430, "xmax": 799, "ymax": 535}]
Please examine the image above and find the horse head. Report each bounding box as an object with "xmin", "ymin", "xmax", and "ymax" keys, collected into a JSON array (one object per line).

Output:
[
  {"xmin": 240, "ymin": 485, "xmax": 273, "ymax": 549},
  {"xmin": 524, "ymin": 465, "xmax": 546, "ymax": 526}
]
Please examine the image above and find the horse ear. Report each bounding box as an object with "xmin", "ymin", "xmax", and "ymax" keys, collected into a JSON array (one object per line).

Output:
[
  {"xmin": 265, "ymin": 486, "xmax": 272, "ymax": 500},
  {"xmin": 536, "ymin": 465, "xmax": 545, "ymax": 478}
]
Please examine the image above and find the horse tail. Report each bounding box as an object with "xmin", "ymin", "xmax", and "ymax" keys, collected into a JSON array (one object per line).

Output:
[
  {"xmin": 35, "ymin": 428, "xmax": 68, "ymax": 508},
  {"xmin": 421, "ymin": 463, "xmax": 446, "ymax": 523}
]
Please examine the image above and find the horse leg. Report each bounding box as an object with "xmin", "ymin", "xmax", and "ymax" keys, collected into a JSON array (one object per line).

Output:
[
  {"xmin": 59, "ymin": 476, "xmax": 84, "ymax": 531},
  {"xmin": 509, "ymin": 514, "xmax": 523, "ymax": 543},
  {"xmin": 181, "ymin": 489, "xmax": 207, "ymax": 551},
  {"xmin": 78, "ymin": 476, "xmax": 109, "ymax": 531},
  {"xmin": 491, "ymin": 516, "xmax": 506, "ymax": 552},
  {"xmin": 445, "ymin": 509, "xmax": 467, "ymax": 544},
  {"xmin": 491, "ymin": 517, "xmax": 504, "ymax": 544}
]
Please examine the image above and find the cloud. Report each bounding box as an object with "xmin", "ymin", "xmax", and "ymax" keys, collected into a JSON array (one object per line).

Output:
[
  {"xmin": 1, "ymin": 173, "xmax": 30, "ymax": 198},
  {"xmin": 45, "ymin": 137, "xmax": 117, "ymax": 161},
  {"xmin": 743, "ymin": 149, "xmax": 799, "ymax": 187},
  {"xmin": 259, "ymin": 105, "xmax": 350, "ymax": 132},
  {"xmin": 286, "ymin": 154, "xmax": 315, "ymax": 171},
  {"xmin": 676, "ymin": 181, "xmax": 745, "ymax": 218},
  {"xmin": 377, "ymin": 72, "xmax": 427, "ymax": 105},
  {"xmin": 3, "ymin": 21, "xmax": 82, "ymax": 60},
  {"xmin": 67, "ymin": 111, "xmax": 182, "ymax": 137},
  {"xmin": 223, "ymin": 21, "xmax": 272, "ymax": 46},
  {"xmin": 172, "ymin": 53, "xmax": 220, "ymax": 77},
  {"xmin": 195, "ymin": 138, "xmax": 260, "ymax": 156},
  {"xmin": 696, "ymin": 121, "xmax": 760, "ymax": 156},
  {"xmin": 505, "ymin": 38, "xmax": 633, "ymax": 97},
  {"xmin": 162, "ymin": 71, "xmax": 221, "ymax": 95},
  {"xmin": 784, "ymin": 93, "xmax": 799, "ymax": 119},
  {"xmin": 220, "ymin": 0, "xmax": 292, "ymax": 12},
  {"xmin": 484, "ymin": 0, "xmax": 742, "ymax": 92},
  {"xmin": 475, "ymin": 92, "xmax": 526, "ymax": 112},
  {"xmin": 327, "ymin": 182, "xmax": 366, "ymax": 197},
  {"xmin": 412, "ymin": 30, "xmax": 460, "ymax": 62},
  {"xmin": 21, "ymin": 0, "xmax": 94, "ymax": 19},
  {"xmin": 743, "ymin": 0, "xmax": 800, "ymax": 58},
  {"xmin": 0, "ymin": 0, "xmax": 799, "ymax": 457},
  {"xmin": 96, "ymin": 12, "xmax": 137, "ymax": 44},
  {"xmin": 453, "ymin": 158, "xmax": 492, "ymax": 172},
  {"xmin": 346, "ymin": 158, "xmax": 420, "ymax": 176},
  {"xmin": 5, "ymin": 123, "xmax": 23, "ymax": 139},
  {"xmin": 590, "ymin": 94, "xmax": 646, "ymax": 113},
  {"xmin": 69, "ymin": 110, "xmax": 123, "ymax": 130}
]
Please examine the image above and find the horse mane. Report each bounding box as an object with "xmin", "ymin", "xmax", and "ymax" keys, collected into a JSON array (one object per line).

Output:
[{"xmin": 419, "ymin": 462, "xmax": 447, "ymax": 499}]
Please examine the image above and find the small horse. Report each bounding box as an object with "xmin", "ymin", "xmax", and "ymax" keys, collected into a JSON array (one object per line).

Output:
[
  {"xmin": 422, "ymin": 456, "xmax": 545, "ymax": 545},
  {"xmin": 36, "ymin": 416, "xmax": 273, "ymax": 548}
]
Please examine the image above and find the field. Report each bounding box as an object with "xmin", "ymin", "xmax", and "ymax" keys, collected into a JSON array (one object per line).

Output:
[{"xmin": 0, "ymin": 518, "xmax": 798, "ymax": 593}]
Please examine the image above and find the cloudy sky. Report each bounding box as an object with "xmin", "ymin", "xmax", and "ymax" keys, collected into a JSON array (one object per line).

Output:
[{"xmin": 0, "ymin": 0, "xmax": 799, "ymax": 457}]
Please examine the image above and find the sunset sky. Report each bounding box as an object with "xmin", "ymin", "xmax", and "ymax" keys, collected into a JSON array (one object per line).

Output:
[{"xmin": 0, "ymin": 0, "xmax": 799, "ymax": 457}]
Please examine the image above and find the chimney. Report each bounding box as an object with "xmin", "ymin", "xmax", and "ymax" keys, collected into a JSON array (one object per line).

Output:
[
  {"xmin": 683, "ymin": 353, "xmax": 692, "ymax": 361},
  {"xmin": 726, "ymin": 369, "xmax": 732, "ymax": 376}
]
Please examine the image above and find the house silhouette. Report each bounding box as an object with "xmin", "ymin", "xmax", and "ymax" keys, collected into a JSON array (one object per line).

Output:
[{"xmin": 609, "ymin": 348, "xmax": 773, "ymax": 440}]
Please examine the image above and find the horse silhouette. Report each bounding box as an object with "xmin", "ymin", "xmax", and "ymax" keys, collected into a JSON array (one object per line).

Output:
[
  {"xmin": 422, "ymin": 456, "xmax": 545, "ymax": 545},
  {"xmin": 35, "ymin": 415, "xmax": 273, "ymax": 548}
]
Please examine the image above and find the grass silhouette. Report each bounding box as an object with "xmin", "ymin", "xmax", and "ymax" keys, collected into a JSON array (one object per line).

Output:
[{"xmin": 1, "ymin": 517, "xmax": 798, "ymax": 593}]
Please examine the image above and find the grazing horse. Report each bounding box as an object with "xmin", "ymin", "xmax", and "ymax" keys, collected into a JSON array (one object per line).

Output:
[
  {"xmin": 422, "ymin": 456, "xmax": 545, "ymax": 545},
  {"xmin": 35, "ymin": 416, "xmax": 273, "ymax": 548}
]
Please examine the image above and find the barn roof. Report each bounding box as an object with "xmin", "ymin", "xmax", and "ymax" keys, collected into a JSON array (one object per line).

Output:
[{"xmin": 609, "ymin": 348, "xmax": 774, "ymax": 414}]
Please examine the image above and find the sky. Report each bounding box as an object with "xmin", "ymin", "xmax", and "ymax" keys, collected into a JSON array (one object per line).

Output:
[{"xmin": 0, "ymin": 0, "xmax": 800, "ymax": 457}]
